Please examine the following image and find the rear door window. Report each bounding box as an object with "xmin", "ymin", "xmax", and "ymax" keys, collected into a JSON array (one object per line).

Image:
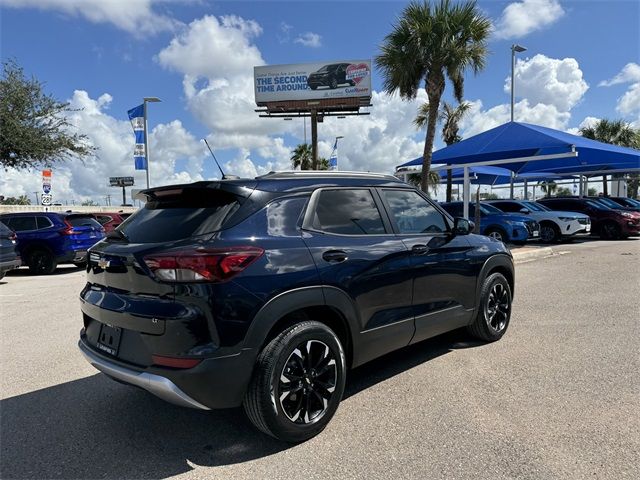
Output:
[
  {"xmin": 119, "ymin": 189, "xmax": 241, "ymax": 242},
  {"xmin": 36, "ymin": 216, "xmax": 54, "ymax": 229},
  {"xmin": 6, "ymin": 216, "xmax": 36, "ymax": 231},
  {"xmin": 310, "ymin": 189, "xmax": 386, "ymax": 235}
]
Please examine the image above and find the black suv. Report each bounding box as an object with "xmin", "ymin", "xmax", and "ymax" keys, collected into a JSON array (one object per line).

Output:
[
  {"xmin": 307, "ymin": 63, "xmax": 355, "ymax": 90},
  {"xmin": 78, "ymin": 172, "xmax": 515, "ymax": 442}
]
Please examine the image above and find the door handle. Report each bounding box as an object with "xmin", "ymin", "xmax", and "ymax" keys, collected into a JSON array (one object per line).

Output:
[
  {"xmin": 411, "ymin": 244, "xmax": 429, "ymax": 255},
  {"xmin": 322, "ymin": 250, "xmax": 348, "ymax": 263}
]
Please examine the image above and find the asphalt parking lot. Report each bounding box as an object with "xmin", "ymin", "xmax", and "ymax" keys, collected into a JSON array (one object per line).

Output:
[{"xmin": 1, "ymin": 239, "xmax": 639, "ymax": 480}]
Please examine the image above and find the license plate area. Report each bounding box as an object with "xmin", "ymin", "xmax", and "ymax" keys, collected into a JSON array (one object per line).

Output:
[{"xmin": 97, "ymin": 323, "xmax": 122, "ymax": 356}]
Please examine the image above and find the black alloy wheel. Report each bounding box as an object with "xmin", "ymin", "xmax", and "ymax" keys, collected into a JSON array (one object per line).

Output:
[
  {"xmin": 244, "ymin": 321, "xmax": 346, "ymax": 443},
  {"xmin": 27, "ymin": 249, "xmax": 57, "ymax": 275},
  {"xmin": 467, "ymin": 272, "xmax": 512, "ymax": 342},
  {"xmin": 329, "ymin": 77, "xmax": 338, "ymax": 89},
  {"xmin": 485, "ymin": 282, "xmax": 510, "ymax": 333},
  {"xmin": 601, "ymin": 221, "xmax": 621, "ymax": 240},
  {"xmin": 278, "ymin": 340, "xmax": 337, "ymax": 424}
]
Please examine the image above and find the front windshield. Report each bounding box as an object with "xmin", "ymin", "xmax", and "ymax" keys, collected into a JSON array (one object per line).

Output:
[
  {"xmin": 522, "ymin": 201, "xmax": 546, "ymax": 212},
  {"xmin": 585, "ymin": 200, "xmax": 610, "ymax": 211}
]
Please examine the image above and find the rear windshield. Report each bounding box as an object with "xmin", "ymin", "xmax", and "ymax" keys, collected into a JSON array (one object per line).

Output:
[
  {"xmin": 118, "ymin": 189, "xmax": 241, "ymax": 243},
  {"xmin": 66, "ymin": 215, "xmax": 103, "ymax": 229},
  {"xmin": 0, "ymin": 221, "xmax": 12, "ymax": 235}
]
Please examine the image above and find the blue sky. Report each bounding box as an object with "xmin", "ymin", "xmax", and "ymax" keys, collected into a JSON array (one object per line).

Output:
[{"xmin": 1, "ymin": 0, "xmax": 639, "ymax": 202}]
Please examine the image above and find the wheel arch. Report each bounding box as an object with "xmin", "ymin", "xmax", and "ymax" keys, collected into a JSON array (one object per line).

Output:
[
  {"xmin": 243, "ymin": 286, "xmax": 359, "ymax": 369},
  {"xmin": 476, "ymin": 254, "xmax": 515, "ymax": 312}
]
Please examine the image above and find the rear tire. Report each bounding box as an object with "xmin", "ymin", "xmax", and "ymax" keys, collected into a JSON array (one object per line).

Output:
[
  {"xmin": 468, "ymin": 272, "xmax": 512, "ymax": 342},
  {"xmin": 329, "ymin": 77, "xmax": 338, "ymax": 89},
  {"xmin": 27, "ymin": 249, "xmax": 57, "ymax": 275},
  {"xmin": 243, "ymin": 321, "xmax": 346, "ymax": 443}
]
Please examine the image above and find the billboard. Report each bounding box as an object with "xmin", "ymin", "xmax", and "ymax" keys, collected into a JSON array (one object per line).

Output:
[
  {"xmin": 109, "ymin": 176, "xmax": 135, "ymax": 187},
  {"xmin": 254, "ymin": 60, "xmax": 371, "ymax": 104}
]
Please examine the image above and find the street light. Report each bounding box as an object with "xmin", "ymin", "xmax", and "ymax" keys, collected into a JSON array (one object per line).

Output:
[
  {"xmin": 510, "ymin": 44, "xmax": 527, "ymax": 122},
  {"xmin": 143, "ymin": 97, "xmax": 162, "ymax": 189},
  {"xmin": 510, "ymin": 44, "xmax": 526, "ymax": 199}
]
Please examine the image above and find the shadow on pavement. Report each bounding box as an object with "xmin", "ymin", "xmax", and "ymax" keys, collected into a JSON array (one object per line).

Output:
[
  {"xmin": 5, "ymin": 265, "xmax": 84, "ymax": 277},
  {"xmin": 0, "ymin": 330, "xmax": 483, "ymax": 479}
]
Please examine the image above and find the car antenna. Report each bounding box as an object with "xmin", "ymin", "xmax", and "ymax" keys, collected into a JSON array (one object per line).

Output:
[{"xmin": 203, "ymin": 139, "xmax": 227, "ymax": 179}]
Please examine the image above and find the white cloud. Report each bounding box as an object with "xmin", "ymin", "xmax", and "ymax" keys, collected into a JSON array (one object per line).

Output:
[
  {"xmin": 277, "ymin": 22, "xmax": 293, "ymax": 44},
  {"xmin": 294, "ymin": 32, "xmax": 322, "ymax": 48},
  {"xmin": 494, "ymin": 0, "xmax": 565, "ymax": 39},
  {"xmin": 461, "ymin": 99, "xmax": 570, "ymax": 138},
  {"xmin": 505, "ymin": 54, "xmax": 588, "ymax": 112},
  {"xmin": 598, "ymin": 63, "xmax": 640, "ymax": 118},
  {"xmin": 0, "ymin": 0, "xmax": 182, "ymax": 36},
  {"xmin": 0, "ymin": 91, "xmax": 206, "ymax": 204},
  {"xmin": 598, "ymin": 63, "xmax": 640, "ymax": 87}
]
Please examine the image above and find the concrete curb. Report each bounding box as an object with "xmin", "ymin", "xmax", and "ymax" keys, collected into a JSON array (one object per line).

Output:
[{"xmin": 511, "ymin": 246, "xmax": 555, "ymax": 264}]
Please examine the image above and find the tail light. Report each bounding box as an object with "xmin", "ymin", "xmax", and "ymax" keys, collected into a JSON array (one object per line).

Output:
[
  {"xmin": 9, "ymin": 232, "xmax": 17, "ymax": 241},
  {"xmin": 60, "ymin": 219, "xmax": 75, "ymax": 235},
  {"xmin": 143, "ymin": 246, "xmax": 264, "ymax": 283}
]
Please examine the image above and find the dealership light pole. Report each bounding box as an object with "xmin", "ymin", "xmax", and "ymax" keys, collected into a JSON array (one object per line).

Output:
[
  {"xmin": 143, "ymin": 97, "xmax": 162, "ymax": 189},
  {"xmin": 510, "ymin": 44, "xmax": 526, "ymax": 122},
  {"xmin": 509, "ymin": 44, "xmax": 526, "ymax": 198}
]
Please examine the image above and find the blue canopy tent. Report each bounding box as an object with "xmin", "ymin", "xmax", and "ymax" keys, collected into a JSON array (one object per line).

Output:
[
  {"xmin": 398, "ymin": 122, "xmax": 640, "ymax": 217},
  {"xmin": 444, "ymin": 166, "xmax": 565, "ymax": 186}
]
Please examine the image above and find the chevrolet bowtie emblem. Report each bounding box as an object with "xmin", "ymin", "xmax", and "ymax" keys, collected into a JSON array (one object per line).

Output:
[{"xmin": 97, "ymin": 258, "xmax": 110, "ymax": 269}]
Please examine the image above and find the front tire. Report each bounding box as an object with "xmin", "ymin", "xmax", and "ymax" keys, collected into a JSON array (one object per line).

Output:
[
  {"xmin": 329, "ymin": 77, "xmax": 338, "ymax": 89},
  {"xmin": 468, "ymin": 272, "xmax": 512, "ymax": 342},
  {"xmin": 243, "ymin": 321, "xmax": 346, "ymax": 443},
  {"xmin": 539, "ymin": 222, "xmax": 560, "ymax": 243},
  {"xmin": 600, "ymin": 221, "xmax": 621, "ymax": 240},
  {"xmin": 484, "ymin": 227, "xmax": 507, "ymax": 243}
]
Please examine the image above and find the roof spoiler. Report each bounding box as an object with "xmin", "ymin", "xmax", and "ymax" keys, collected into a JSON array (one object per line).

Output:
[{"xmin": 134, "ymin": 181, "xmax": 257, "ymax": 202}]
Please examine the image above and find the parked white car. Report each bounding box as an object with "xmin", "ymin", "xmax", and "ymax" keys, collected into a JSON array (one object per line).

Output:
[{"xmin": 487, "ymin": 200, "xmax": 591, "ymax": 242}]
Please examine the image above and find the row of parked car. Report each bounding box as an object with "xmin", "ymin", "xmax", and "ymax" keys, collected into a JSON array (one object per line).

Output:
[
  {"xmin": 0, "ymin": 211, "xmax": 131, "ymax": 278},
  {"xmin": 1, "ymin": 195, "xmax": 639, "ymax": 279},
  {"xmin": 438, "ymin": 195, "xmax": 640, "ymax": 244}
]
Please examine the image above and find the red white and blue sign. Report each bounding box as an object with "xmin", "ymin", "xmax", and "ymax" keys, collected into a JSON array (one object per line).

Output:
[{"xmin": 127, "ymin": 104, "xmax": 146, "ymax": 170}]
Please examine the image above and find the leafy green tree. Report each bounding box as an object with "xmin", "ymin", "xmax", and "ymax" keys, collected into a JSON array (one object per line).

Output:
[
  {"xmin": 0, "ymin": 59, "xmax": 95, "ymax": 170},
  {"xmin": 580, "ymin": 119, "xmax": 640, "ymax": 197},
  {"xmin": 376, "ymin": 0, "xmax": 491, "ymax": 193},
  {"xmin": 407, "ymin": 171, "xmax": 440, "ymax": 194},
  {"xmin": 480, "ymin": 192, "xmax": 499, "ymax": 200},
  {"xmin": 555, "ymin": 187, "xmax": 572, "ymax": 196},
  {"xmin": 415, "ymin": 100, "xmax": 472, "ymax": 201},
  {"xmin": 0, "ymin": 195, "xmax": 31, "ymax": 205},
  {"xmin": 291, "ymin": 143, "xmax": 329, "ymax": 170},
  {"xmin": 587, "ymin": 187, "xmax": 598, "ymax": 196},
  {"xmin": 81, "ymin": 199, "xmax": 98, "ymax": 206}
]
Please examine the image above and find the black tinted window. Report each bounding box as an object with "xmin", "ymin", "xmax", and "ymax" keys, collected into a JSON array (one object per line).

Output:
[
  {"xmin": 36, "ymin": 216, "xmax": 54, "ymax": 229},
  {"xmin": 96, "ymin": 215, "xmax": 113, "ymax": 225},
  {"xmin": 6, "ymin": 216, "xmax": 36, "ymax": 231},
  {"xmin": 0, "ymin": 221, "xmax": 12, "ymax": 235},
  {"xmin": 312, "ymin": 189, "xmax": 385, "ymax": 235},
  {"xmin": 383, "ymin": 190, "xmax": 447, "ymax": 234},
  {"xmin": 442, "ymin": 203, "xmax": 463, "ymax": 217},
  {"xmin": 120, "ymin": 189, "xmax": 241, "ymax": 242},
  {"xmin": 493, "ymin": 202, "xmax": 520, "ymax": 213},
  {"xmin": 66, "ymin": 216, "xmax": 102, "ymax": 229}
]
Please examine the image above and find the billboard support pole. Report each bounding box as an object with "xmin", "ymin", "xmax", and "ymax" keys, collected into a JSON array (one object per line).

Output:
[
  {"xmin": 122, "ymin": 186, "xmax": 126, "ymax": 206},
  {"xmin": 311, "ymin": 109, "xmax": 318, "ymax": 170}
]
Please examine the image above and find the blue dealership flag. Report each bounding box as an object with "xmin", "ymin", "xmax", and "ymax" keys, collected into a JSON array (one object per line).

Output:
[
  {"xmin": 329, "ymin": 138, "xmax": 338, "ymax": 170},
  {"xmin": 127, "ymin": 104, "xmax": 146, "ymax": 170}
]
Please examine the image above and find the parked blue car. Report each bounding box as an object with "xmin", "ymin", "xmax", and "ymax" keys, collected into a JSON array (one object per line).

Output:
[
  {"xmin": 440, "ymin": 202, "xmax": 539, "ymax": 244},
  {"xmin": 0, "ymin": 212, "xmax": 105, "ymax": 274}
]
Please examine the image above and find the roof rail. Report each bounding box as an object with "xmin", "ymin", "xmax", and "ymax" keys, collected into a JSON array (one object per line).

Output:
[{"xmin": 256, "ymin": 170, "xmax": 399, "ymax": 180}]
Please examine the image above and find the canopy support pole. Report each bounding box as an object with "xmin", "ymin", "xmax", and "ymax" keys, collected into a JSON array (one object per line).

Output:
[
  {"xmin": 523, "ymin": 179, "xmax": 528, "ymax": 199},
  {"xmin": 463, "ymin": 166, "xmax": 470, "ymax": 219}
]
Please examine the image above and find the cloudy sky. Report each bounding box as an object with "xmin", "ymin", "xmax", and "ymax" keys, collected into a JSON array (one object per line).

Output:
[{"xmin": 1, "ymin": 0, "xmax": 639, "ymax": 203}]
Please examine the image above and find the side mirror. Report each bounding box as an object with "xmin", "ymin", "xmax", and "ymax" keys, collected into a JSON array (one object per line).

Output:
[
  {"xmin": 520, "ymin": 207, "xmax": 530, "ymax": 214},
  {"xmin": 453, "ymin": 217, "xmax": 472, "ymax": 235}
]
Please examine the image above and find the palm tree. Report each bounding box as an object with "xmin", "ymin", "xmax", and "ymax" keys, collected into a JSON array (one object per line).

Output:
[
  {"xmin": 407, "ymin": 171, "xmax": 440, "ymax": 193},
  {"xmin": 538, "ymin": 180, "xmax": 558, "ymax": 197},
  {"xmin": 415, "ymin": 100, "xmax": 471, "ymax": 201},
  {"xmin": 580, "ymin": 119, "xmax": 640, "ymax": 197},
  {"xmin": 291, "ymin": 143, "xmax": 329, "ymax": 170},
  {"xmin": 376, "ymin": 0, "xmax": 491, "ymax": 193}
]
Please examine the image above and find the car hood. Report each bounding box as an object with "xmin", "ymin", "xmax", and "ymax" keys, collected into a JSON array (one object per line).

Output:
[
  {"xmin": 487, "ymin": 213, "xmax": 532, "ymax": 224},
  {"xmin": 543, "ymin": 210, "xmax": 589, "ymax": 219}
]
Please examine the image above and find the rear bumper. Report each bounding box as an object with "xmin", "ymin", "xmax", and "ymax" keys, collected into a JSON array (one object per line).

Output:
[
  {"xmin": 78, "ymin": 335, "xmax": 256, "ymax": 409},
  {"xmin": 57, "ymin": 250, "xmax": 87, "ymax": 264},
  {"xmin": 0, "ymin": 257, "xmax": 21, "ymax": 272},
  {"xmin": 79, "ymin": 340, "xmax": 210, "ymax": 410}
]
